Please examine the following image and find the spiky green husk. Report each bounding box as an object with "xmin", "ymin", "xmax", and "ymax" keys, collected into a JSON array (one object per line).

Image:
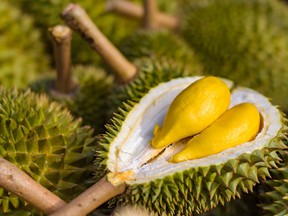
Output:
[
  {"xmin": 0, "ymin": 88, "xmax": 96, "ymax": 213},
  {"xmin": 95, "ymin": 59, "xmax": 287, "ymax": 215},
  {"xmin": 259, "ymin": 131, "xmax": 288, "ymax": 216},
  {"xmin": 118, "ymin": 30, "xmax": 203, "ymax": 74},
  {"xmin": 30, "ymin": 65, "xmax": 115, "ymax": 134},
  {"xmin": 181, "ymin": 0, "xmax": 288, "ymax": 113},
  {"xmin": 0, "ymin": 0, "xmax": 49, "ymax": 88}
]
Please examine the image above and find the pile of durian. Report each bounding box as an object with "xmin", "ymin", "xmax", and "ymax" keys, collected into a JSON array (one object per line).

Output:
[{"xmin": 0, "ymin": 0, "xmax": 288, "ymax": 215}]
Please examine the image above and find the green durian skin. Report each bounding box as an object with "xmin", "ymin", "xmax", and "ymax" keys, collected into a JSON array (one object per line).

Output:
[
  {"xmin": 30, "ymin": 65, "xmax": 115, "ymax": 134},
  {"xmin": 0, "ymin": 88, "xmax": 96, "ymax": 213},
  {"xmin": 259, "ymin": 135, "xmax": 288, "ymax": 216},
  {"xmin": 181, "ymin": 0, "xmax": 288, "ymax": 113},
  {"xmin": 118, "ymin": 30, "xmax": 203, "ymax": 75},
  {"xmin": 0, "ymin": 0, "xmax": 49, "ymax": 88},
  {"xmin": 95, "ymin": 59, "xmax": 288, "ymax": 215}
]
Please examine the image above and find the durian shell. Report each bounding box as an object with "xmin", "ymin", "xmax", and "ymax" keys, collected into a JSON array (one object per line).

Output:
[
  {"xmin": 0, "ymin": 88, "xmax": 96, "ymax": 213},
  {"xmin": 118, "ymin": 30, "xmax": 203, "ymax": 75},
  {"xmin": 180, "ymin": 0, "xmax": 288, "ymax": 113},
  {"xmin": 95, "ymin": 69, "xmax": 287, "ymax": 215},
  {"xmin": 30, "ymin": 65, "xmax": 115, "ymax": 134},
  {"xmin": 0, "ymin": 0, "xmax": 49, "ymax": 88}
]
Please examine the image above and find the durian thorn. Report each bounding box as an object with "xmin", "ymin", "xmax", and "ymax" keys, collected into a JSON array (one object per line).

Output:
[
  {"xmin": 50, "ymin": 176, "xmax": 126, "ymax": 216},
  {"xmin": 0, "ymin": 156, "xmax": 66, "ymax": 214},
  {"xmin": 62, "ymin": 4, "xmax": 137, "ymax": 84},
  {"xmin": 50, "ymin": 25, "xmax": 77, "ymax": 94},
  {"xmin": 106, "ymin": 0, "xmax": 178, "ymax": 31},
  {"xmin": 143, "ymin": 0, "xmax": 158, "ymax": 30}
]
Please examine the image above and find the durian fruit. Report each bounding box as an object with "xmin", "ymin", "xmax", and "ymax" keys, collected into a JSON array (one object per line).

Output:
[
  {"xmin": 180, "ymin": 0, "xmax": 288, "ymax": 113},
  {"xmin": 30, "ymin": 65, "xmax": 115, "ymax": 134},
  {"xmin": 0, "ymin": 0, "xmax": 49, "ymax": 88},
  {"xmin": 118, "ymin": 30, "xmax": 203, "ymax": 74},
  {"xmin": 84, "ymin": 72, "xmax": 287, "ymax": 216},
  {"xmin": 0, "ymin": 87, "xmax": 96, "ymax": 213}
]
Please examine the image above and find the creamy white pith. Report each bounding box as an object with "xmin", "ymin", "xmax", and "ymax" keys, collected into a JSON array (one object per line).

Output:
[{"xmin": 107, "ymin": 77, "xmax": 282, "ymax": 185}]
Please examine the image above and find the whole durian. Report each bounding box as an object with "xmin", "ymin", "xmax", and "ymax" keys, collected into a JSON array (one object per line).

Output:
[
  {"xmin": 90, "ymin": 61, "xmax": 288, "ymax": 215},
  {"xmin": 118, "ymin": 30, "xmax": 203, "ymax": 74},
  {"xmin": 180, "ymin": 0, "xmax": 288, "ymax": 113},
  {"xmin": 30, "ymin": 65, "xmax": 115, "ymax": 134},
  {"xmin": 0, "ymin": 88, "xmax": 96, "ymax": 213},
  {"xmin": 0, "ymin": 0, "xmax": 49, "ymax": 88}
]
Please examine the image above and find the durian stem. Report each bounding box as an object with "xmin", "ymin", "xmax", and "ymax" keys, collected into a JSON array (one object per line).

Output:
[
  {"xmin": 0, "ymin": 157, "xmax": 66, "ymax": 214},
  {"xmin": 106, "ymin": 0, "xmax": 178, "ymax": 30},
  {"xmin": 49, "ymin": 176, "xmax": 126, "ymax": 216},
  {"xmin": 143, "ymin": 0, "xmax": 158, "ymax": 29},
  {"xmin": 62, "ymin": 3, "xmax": 137, "ymax": 84},
  {"xmin": 50, "ymin": 25, "xmax": 76, "ymax": 93}
]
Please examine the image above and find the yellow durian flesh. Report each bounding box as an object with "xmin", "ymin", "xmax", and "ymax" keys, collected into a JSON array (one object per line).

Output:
[
  {"xmin": 170, "ymin": 103, "xmax": 261, "ymax": 163},
  {"xmin": 151, "ymin": 76, "xmax": 230, "ymax": 149}
]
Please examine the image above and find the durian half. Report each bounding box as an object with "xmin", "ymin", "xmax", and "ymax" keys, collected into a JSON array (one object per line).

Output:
[{"xmin": 94, "ymin": 76, "xmax": 287, "ymax": 215}]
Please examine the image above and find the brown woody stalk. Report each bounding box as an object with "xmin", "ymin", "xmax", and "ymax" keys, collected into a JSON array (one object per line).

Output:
[
  {"xmin": 50, "ymin": 25, "xmax": 76, "ymax": 93},
  {"xmin": 0, "ymin": 157, "xmax": 66, "ymax": 214},
  {"xmin": 143, "ymin": 0, "xmax": 158, "ymax": 29},
  {"xmin": 106, "ymin": 0, "xmax": 178, "ymax": 31},
  {"xmin": 50, "ymin": 176, "xmax": 126, "ymax": 216},
  {"xmin": 62, "ymin": 4, "xmax": 137, "ymax": 84}
]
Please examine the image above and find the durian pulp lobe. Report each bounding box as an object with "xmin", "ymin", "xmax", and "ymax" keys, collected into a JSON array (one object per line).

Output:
[
  {"xmin": 170, "ymin": 103, "xmax": 261, "ymax": 163},
  {"xmin": 151, "ymin": 76, "xmax": 230, "ymax": 148}
]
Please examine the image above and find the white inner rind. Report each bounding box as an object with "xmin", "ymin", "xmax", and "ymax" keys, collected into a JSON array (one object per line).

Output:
[{"xmin": 107, "ymin": 77, "xmax": 282, "ymax": 185}]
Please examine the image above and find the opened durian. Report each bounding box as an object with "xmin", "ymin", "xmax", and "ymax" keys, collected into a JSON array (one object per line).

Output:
[
  {"xmin": 30, "ymin": 65, "xmax": 115, "ymax": 134},
  {"xmin": 92, "ymin": 74, "xmax": 287, "ymax": 216},
  {"xmin": 180, "ymin": 0, "xmax": 288, "ymax": 113},
  {"xmin": 0, "ymin": 88, "xmax": 96, "ymax": 213},
  {"xmin": 0, "ymin": 0, "xmax": 49, "ymax": 88}
]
